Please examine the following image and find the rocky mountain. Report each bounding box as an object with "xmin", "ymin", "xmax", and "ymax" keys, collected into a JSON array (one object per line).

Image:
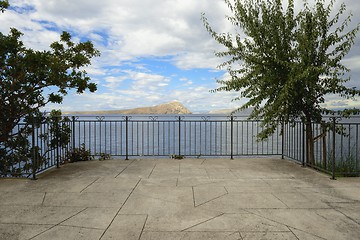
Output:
[{"xmin": 64, "ymin": 101, "xmax": 191, "ymax": 115}]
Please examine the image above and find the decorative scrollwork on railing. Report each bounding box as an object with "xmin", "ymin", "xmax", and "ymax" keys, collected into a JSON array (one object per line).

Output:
[
  {"xmin": 201, "ymin": 116, "xmax": 210, "ymax": 121},
  {"xmin": 329, "ymin": 116, "xmax": 342, "ymax": 123},
  {"xmin": 122, "ymin": 116, "xmax": 132, "ymax": 121},
  {"xmin": 96, "ymin": 116, "xmax": 105, "ymax": 121},
  {"xmin": 149, "ymin": 116, "xmax": 158, "ymax": 121},
  {"xmin": 227, "ymin": 115, "xmax": 237, "ymax": 121}
]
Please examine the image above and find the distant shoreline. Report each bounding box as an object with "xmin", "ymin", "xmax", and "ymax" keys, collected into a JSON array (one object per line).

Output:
[
  {"xmin": 63, "ymin": 101, "xmax": 192, "ymax": 115},
  {"xmin": 63, "ymin": 111, "xmax": 192, "ymax": 115}
]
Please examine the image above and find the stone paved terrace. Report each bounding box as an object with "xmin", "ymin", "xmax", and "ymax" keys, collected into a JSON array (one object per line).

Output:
[{"xmin": 0, "ymin": 157, "xmax": 360, "ymax": 240}]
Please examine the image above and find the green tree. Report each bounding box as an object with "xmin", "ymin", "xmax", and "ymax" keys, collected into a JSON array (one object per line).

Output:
[
  {"xmin": 202, "ymin": 0, "xmax": 359, "ymax": 165},
  {"xmin": 0, "ymin": 28, "xmax": 100, "ymax": 143},
  {"xmin": 0, "ymin": 4, "xmax": 100, "ymax": 175},
  {"xmin": 0, "ymin": 0, "xmax": 9, "ymax": 12},
  {"xmin": 0, "ymin": 2, "xmax": 99, "ymax": 176},
  {"xmin": 294, "ymin": 1, "xmax": 359, "ymax": 164}
]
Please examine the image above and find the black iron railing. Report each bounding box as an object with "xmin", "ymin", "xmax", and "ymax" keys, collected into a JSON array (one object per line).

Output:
[
  {"xmin": 70, "ymin": 115, "xmax": 283, "ymax": 158},
  {"xmin": 0, "ymin": 118, "xmax": 72, "ymax": 179},
  {"xmin": 1, "ymin": 115, "xmax": 359, "ymax": 178},
  {"xmin": 283, "ymin": 116, "xmax": 360, "ymax": 178}
]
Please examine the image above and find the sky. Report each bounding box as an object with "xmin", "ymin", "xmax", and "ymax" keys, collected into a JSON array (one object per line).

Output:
[{"xmin": 1, "ymin": 0, "xmax": 360, "ymax": 113}]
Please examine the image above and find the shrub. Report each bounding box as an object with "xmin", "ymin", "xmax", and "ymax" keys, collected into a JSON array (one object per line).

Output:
[
  {"xmin": 98, "ymin": 152, "xmax": 111, "ymax": 161},
  {"xmin": 67, "ymin": 144, "xmax": 92, "ymax": 162}
]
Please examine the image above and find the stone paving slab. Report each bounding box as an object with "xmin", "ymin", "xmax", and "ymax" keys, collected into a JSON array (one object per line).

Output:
[
  {"xmin": 0, "ymin": 205, "xmax": 85, "ymax": 225},
  {"xmin": 60, "ymin": 207, "xmax": 119, "ymax": 229},
  {"xmin": 193, "ymin": 186, "xmax": 228, "ymax": 207},
  {"xmin": 43, "ymin": 191, "xmax": 130, "ymax": 208},
  {"xmin": 0, "ymin": 224, "xmax": 51, "ymax": 240},
  {"xmin": 140, "ymin": 231, "xmax": 241, "ymax": 240},
  {"xmin": 30, "ymin": 226, "xmax": 103, "ymax": 240},
  {"xmin": 100, "ymin": 214, "xmax": 147, "ymax": 240},
  {"xmin": 23, "ymin": 177, "xmax": 100, "ymax": 193},
  {"xmin": 0, "ymin": 192, "xmax": 45, "ymax": 206},
  {"xmin": 186, "ymin": 212, "xmax": 290, "ymax": 232},
  {"xmin": 0, "ymin": 157, "xmax": 359, "ymax": 240},
  {"xmin": 196, "ymin": 192, "xmax": 288, "ymax": 212},
  {"xmin": 249, "ymin": 208, "xmax": 360, "ymax": 240}
]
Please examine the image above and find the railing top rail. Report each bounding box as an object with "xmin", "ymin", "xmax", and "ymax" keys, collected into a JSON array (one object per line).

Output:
[
  {"xmin": 65, "ymin": 114, "xmax": 248, "ymax": 121},
  {"xmin": 64, "ymin": 115, "xmax": 360, "ymax": 126}
]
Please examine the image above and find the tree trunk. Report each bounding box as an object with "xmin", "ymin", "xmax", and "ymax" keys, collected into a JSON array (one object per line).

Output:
[{"xmin": 305, "ymin": 121, "xmax": 315, "ymax": 166}]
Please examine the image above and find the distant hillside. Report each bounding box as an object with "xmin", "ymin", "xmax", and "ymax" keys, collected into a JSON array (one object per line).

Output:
[
  {"xmin": 208, "ymin": 109, "xmax": 234, "ymax": 114},
  {"xmin": 209, "ymin": 107, "xmax": 254, "ymax": 115},
  {"xmin": 64, "ymin": 101, "xmax": 191, "ymax": 115}
]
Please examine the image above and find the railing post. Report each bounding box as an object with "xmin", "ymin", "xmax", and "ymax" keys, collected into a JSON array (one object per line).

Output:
[
  {"xmin": 125, "ymin": 116, "xmax": 129, "ymax": 160},
  {"xmin": 31, "ymin": 116, "xmax": 37, "ymax": 180},
  {"xmin": 178, "ymin": 116, "xmax": 181, "ymax": 156},
  {"xmin": 230, "ymin": 115, "xmax": 234, "ymax": 160},
  {"xmin": 72, "ymin": 116, "xmax": 76, "ymax": 150},
  {"xmin": 56, "ymin": 116, "xmax": 60, "ymax": 168},
  {"xmin": 281, "ymin": 120, "xmax": 285, "ymax": 159},
  {"xmin": 302, "ymin": 122, "xmax": 306, "ymax": 167},
  {"xmin": 331, "ymin": 117, "xmax": 336, "ymax": 180}
]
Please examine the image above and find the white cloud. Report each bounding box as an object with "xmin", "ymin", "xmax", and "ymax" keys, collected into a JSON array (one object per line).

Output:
[
  {"xmin": 3, "ymin": 0, "xmax": 360, "ymax": 113},
  {"xmin": 323, "ymin": 94, "xmax": 360, "ymax": 109},
  {"xmin": 121, "ymin": 30, "xmax": 185, "ymax": 57},
  {"xmin": 2, "ymin": 0, "xmax": 232, "ymax": 68},
  {"xmin": 173, "ymin": 52, "xmax": 223, "ymax": 70},
  {"xmin": 47, "ymin": 78, "xmax": 242, "ymax": 113},
  {"xmin": 124, "ymin": 71, "xmax": 170, "ymax": 90},
  {"xmin": 103, "ymin": 76, "xmax": 126, "ymax": 89},
  {"xmin": 343, "ymin": 56, "xmax": 360, "ymax": 73}
]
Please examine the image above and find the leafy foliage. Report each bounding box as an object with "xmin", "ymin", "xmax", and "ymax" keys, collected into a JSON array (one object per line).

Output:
[
  {"xmin": 39, "ymin": 110, "xmax": 71, "ymax": 149},
  {"xmin": 0, "ymin": 28, "xmax": 100, "ymax": 143},
  {"xmin": 171, "ymin": 154, "xmax": 185, "ymax": 159},
  {"xmin": 0, "ymin": 110, "xmax": 71, "ymax": 177},
  {"xmin": 0, "ymin": 5, "xmax": 100, "ymax": 176},
  {"xmin": 97, "ymin": 152, "xmax": 111, "ymax": 161},
  {"xmin": 0, "ymin": 29, "xmax": 99, "ymax": 138},
  {"xmin": 202, "ymin": 0, "xmax": 359, "ymax": 164},
  {"xmin": 0, "ymin": 0, "xmax": 8, "ymax": 13},
  {"xmin": 67, "ymin": 144, "xmax": 93, "ymax": 162}
]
